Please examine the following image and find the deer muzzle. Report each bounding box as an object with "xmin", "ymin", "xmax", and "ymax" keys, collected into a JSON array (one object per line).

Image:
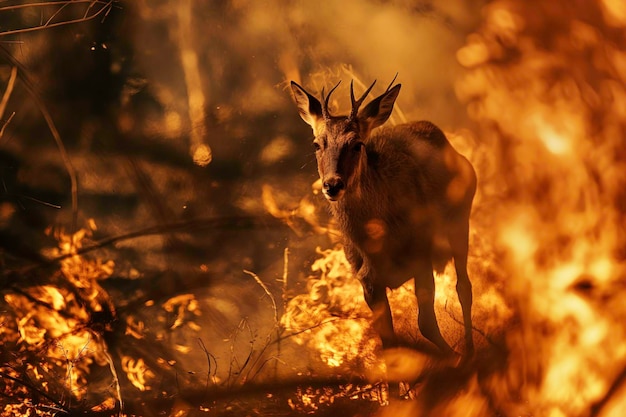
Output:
[{"xmin": 322, "ymin": 176, "xmax": 345, "ymax": 201}]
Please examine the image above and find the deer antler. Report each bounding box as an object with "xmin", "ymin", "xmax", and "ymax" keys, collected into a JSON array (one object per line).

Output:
[
  {"xmin": 349, "ymin": 79, "xmax": 377, "ymax": 121},
  {"xmin": 321, "ymin": 80, "xmax": 341, "ymax": 120},
  {"xmin": 384, "ymin": 73, "xmax": 399, "ymax": 93}
]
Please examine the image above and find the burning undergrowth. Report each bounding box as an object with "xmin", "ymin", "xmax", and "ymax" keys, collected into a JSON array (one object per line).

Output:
[
  {"xmin": 1, "ymin": 223, "xmax": 119, "ymax": 415},
  {"xmin": 280, "ymin": 246, "xmax": 377, "ymax": 370}
]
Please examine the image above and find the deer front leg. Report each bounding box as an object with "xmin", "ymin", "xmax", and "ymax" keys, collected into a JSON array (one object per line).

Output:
[
  {"xmin": 358, "ymin": 263, "xmax": 401, "ymax": 398},
  {"xmin": 358, "ymin": 267, "xmax": 396, "ymax": 349},
  {"xmin": 343, "ymin": 242, "xmax": 363, "ymax": 272},
  {"xmin": 367, "ymin": 287, "xmax": 396, "ymax": 349},
  {"xmin": 447, "ymin": 217, "xmax": 474, "ymax": 356},
  {"xmin": 414, "ymin": 261, "xmax": 454, "ymax": 355}
]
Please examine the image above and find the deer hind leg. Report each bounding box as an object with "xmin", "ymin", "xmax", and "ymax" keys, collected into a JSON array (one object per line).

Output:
[
  {"xmin": 447, "ymin": 217, "xmax": 474, "ymax": 356},
  {"xmin": 414, "ymin": 260, "xmax": 454, "ymax": 355}
]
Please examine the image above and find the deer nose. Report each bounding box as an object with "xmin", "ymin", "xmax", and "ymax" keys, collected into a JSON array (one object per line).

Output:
[{"xmin": 323, "ymin": 177, "xmax": 344, "ymax": 199}]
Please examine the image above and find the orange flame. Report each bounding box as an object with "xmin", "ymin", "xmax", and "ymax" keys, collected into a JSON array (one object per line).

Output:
[{"xmin": 454, "ymin": 1, "xmax": 626, "ymax": 415}]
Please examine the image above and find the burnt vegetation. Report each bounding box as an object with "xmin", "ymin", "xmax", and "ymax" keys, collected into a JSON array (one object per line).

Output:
[{"xmin": 1, "ymin": 1, "xmax": 626, "ymax": 417}]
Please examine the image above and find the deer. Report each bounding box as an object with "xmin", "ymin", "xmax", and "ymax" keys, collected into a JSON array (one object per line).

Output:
[{"xmin": 290, "ymin": 77, "xmax": 477, "ymax": 358}]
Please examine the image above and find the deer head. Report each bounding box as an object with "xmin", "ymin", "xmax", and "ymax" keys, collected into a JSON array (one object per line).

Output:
[{"xmin": 291, "ymin": 78, "xmax": 401, "ymax": 201}]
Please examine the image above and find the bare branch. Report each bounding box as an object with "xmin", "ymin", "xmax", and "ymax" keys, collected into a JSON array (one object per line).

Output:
[
  {"xmin": 0, "ymin": 111, "xmax": 15, "ymax": 141},
  {"xmin": 0, "ymin": 66, "xmax": 17, "ymax": 120},
  {"xmin": 197, "ymin": 338, "xmax": 218, "ymax": 390},
  {"xmin": 0, "ymin": 47, "xmax": 79, "ymax": 239},
  {"xmin": 244, "ymin": 269, "xmax": 278, "ymax": 324},
  {"xmin": 0, "ymin": 371, "xmax": 68, "ymax": 411},
  {"xmin": 101, "ymin": 339, "xmax": 124, "ymax": 416},
  {"xmin": 0, "ymin": 1, "xmax": 115, "ymax": 37},
  {"xmin": 282, "ymin": 247, "xmax": 289, "ymax": 310},
  {"xmin": 4, "ymin": 216, "xmax": 287, "ymax": 283}
]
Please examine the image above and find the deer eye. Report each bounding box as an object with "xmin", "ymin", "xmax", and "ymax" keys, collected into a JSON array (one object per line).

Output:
[
  {"xmin": 353, "ymin": 142, "xmax": 364, "ymax": 152},
  {"xmin": 313, "ymin": 141, "xmax": 321, "ymax": 152}
]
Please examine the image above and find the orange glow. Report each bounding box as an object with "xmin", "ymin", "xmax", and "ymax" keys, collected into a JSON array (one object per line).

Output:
[
  {"xmin": 452, "ymin": 1, "xmax": 626, "ymax": 415},
  {"xmin": 275, "ymin": 1, "xmax": 626, "ymax": 414},
  {"xmin": 5, "ymin": 1, "xmax": 626, "ymax": 414},
  {"xmin": 3, "ymin": 223, "xmax": 114, "ymax": 403},
  {"xmin": 281, "ymin": 247, "xmax": 376, "ymax": 369},
  {"xmin": 122, "ymin": 356, "xmax": 154, "ymax": 391}
]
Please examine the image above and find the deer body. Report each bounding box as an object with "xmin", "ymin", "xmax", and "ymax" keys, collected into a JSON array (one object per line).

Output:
[{"xmin": 291, "ymin": 79, "xmax": 476, "ymax": 355}]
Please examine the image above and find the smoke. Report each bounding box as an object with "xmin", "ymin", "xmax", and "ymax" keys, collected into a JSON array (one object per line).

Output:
[
  {"xmin": 107, "ymin": 0, "xmax": 488, "ymax": 379},
  {"xmin": 126, "ymin": 0, "xmax": 485, "ymax": 156}
]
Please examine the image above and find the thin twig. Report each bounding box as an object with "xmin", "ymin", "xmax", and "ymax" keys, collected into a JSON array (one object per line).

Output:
[
  {"xmin": 0, "ymin": 371, "xmax": 68, "ymax": 411},
  {"xmin": 247, "ymin": 355, "xmax": 285, "ymax": 382},
  {"xmin": 11, "ymin": 193, "xmax": 61, "ymax": 209},
  {"xmin": 0, "ymin": 47, "xmax": 79, "ymax": 238},
  {"xmin": 0, "ymin": 66, "xmax": 17, "ymax": 120},
  {"xmin": 443, "ymin": 302, "xmax": 504, "ymax": 351},
  {"xmin": 233, "ymin": 320, "xmax": 256, "ymax": 385},
  {"xmin": 8, "ymin": 215, "xmax": 286, "ymax": 278},
  {"xmin": 243, "ymin": 328, "xmax": 278, "ymax": 384},
  {"xmin": 0, "ymin": 1, "xmax": 115, "ymax": 37},
  {"xmin": 226, "ymin": 318, "xmax": 248, "ymax": 388},
  {"xmin": 55, "ymin": 341, "xmax": 74, "ymax": 408},
  {"xmin": 273, "ymin": 316, "xmax": 367, "ymax": 344},
  {"xmin": 244, "ymin": 270, "xmax": 278, "ymax": 324},
  {"xmin": 44, "ymin": 2, "xmax": 74, "ymax": 28},
  {"xmin": 0, "ymin": 111, "xmax": 15, "ymax": 141},
  {"xmin": 99, "ymin": 334, "xmax": 124, "ymax": 416},
  {"xmin": 197, "ymin": 338, "xmax": 217, "ymax": 391},
  {"xmin": 34, "ymin": 404, "xmax": 70, "ymax": 415},
  {"xmin": 282, "ymin": 247, "xmax": 289, "ymax": 311},
  {"xmin": 276, "ymin": 247, "xmax": 290, "ymax": 378},
  {"xmin": 242, "ymin": 267, "xmax": 290, "ymax": 383}
]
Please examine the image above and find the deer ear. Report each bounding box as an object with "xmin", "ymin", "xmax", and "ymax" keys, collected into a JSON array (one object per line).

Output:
[
  {"xmin": 359, "ymin": 84, "xmax": 401, "ymax": 131},
  {"xmin": 291, "ymin": 81, "xmax": 324, "ymax": 135}
]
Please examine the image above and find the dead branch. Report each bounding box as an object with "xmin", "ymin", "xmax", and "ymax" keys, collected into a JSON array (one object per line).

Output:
[
  {"xmin": 244, "ymin": 269, "xmax": 278, "ymax": 324},
  {"xmin": 197, "ymin": 338, "xmax": 218, "ymax": 390},
  {"xmin": 0, "ymin": 1, "xmax": 115, "ymax": 37},
  {"xmin": 0, "ymin": 66, "xmax": 17, "ymax": 120},
  {"xmin": 0, "ymin": 65, "xmax": 17, "ymax": 141},
  {"xmin": 226, "ymin": 318, "xmax": 253, "ymax": 388},
  {"xmin": 281, "ymin": 247, "xmax": 289, "ymax": 309},
  {"xmin": 0, "ymin": 111, "xmax": 15, "ymax": 141},
  {"xmin": 273, "ymin": 316, "xmax": 365, "ymax": 344},
  {"xmin": 176, "ymin": 375, "xmax": 386, "ymax": 407},
  {"xmin": 2, "ymin": 215, "xmax": 288, "ymax": 283},
  {"xmin": 0, "ymin": 371, "xmax": 68, "ymax": 412},
  {"xmin": 443, "ymin": 301, "xmax": 504, "ymax": 352},
  {"xmin": 0, "ymin": 46, "xmax": 79, "ymax": 238},
  {"xmin": 100, "ymin": 337, "xmax": 124, "ymax": 417},
  {"xmin": 243, "ymin": 269, "xmax": 291, "ymax": 383}
]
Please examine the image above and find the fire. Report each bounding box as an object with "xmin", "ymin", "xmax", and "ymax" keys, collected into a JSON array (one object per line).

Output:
[
  {"xmin": 277, "ymin": 1, "xmax": 626, "ymax": 414},
  {"xmin": 122, "ymin": 356, "xmax": 154, "ymax": 391},
  {"xmin": 1, "ymin": 222, "xmax": 115, "ymax": 409},
  {"xmin": 281, "ymin": 246, "xmax": 377, "ymax": 370},
  {"xmin": 2, "ymin": 0, "xmax": 626, "ymax": 414},
  {"xmin": 276, "ymin": 126, "xmax": 512, "ymax": 370},
  {"xmin": 453, "ymin": 1, "xmax": 626, "ymax": 415}
]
